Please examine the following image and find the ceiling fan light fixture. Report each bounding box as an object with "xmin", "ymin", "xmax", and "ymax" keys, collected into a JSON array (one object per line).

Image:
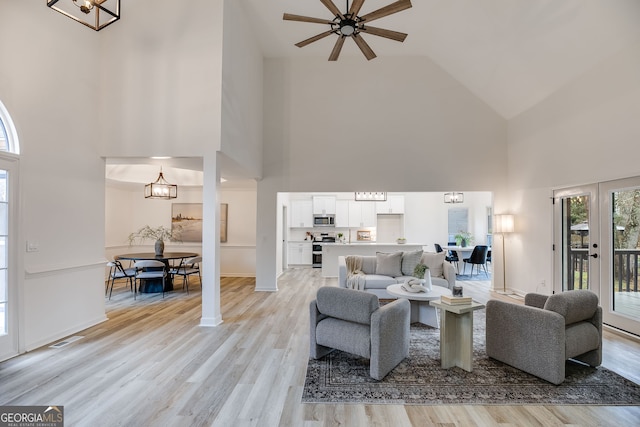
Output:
[{"xmin": 284, "ymin": 0, "xmax": 412, "ymax": 61}]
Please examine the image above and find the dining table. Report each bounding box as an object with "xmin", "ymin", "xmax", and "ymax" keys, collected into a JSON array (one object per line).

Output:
[
  {"xmin": 443, "ymin": 246, "xmax": 477, "ymax": 260},
  {"xmin": 116, "ymin": 252, "xmax": 199, "ymax": 293}
]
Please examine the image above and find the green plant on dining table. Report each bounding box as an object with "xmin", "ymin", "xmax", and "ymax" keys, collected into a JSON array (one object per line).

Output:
[
  {"xmin": 127, "ymin": 225, "xmax": 182, "ymax": 245},
  {"xmin": 454, "ymin": 231, "xmax": 473, "ymax": 247}
]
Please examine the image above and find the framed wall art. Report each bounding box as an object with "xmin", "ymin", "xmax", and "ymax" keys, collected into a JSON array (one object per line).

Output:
[{"xmin": 172, "ymin": 203, "xmax": 203, "ymax": 242}]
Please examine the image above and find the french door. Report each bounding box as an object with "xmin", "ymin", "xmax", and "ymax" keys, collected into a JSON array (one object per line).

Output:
[
  {"xmin": 599, "ymin": 177, "xmax": 640, "ymax": 335},
  {"xmin": 555, "ymin": 179, "xmax": 640, "ymax": 336},
  {"xmin": 553, "ymin": 185, "xmax": 600, "ymax": 294},
  {"xmin": 0, "ymin": 157, "xmax": 18, "ymax": 359}
]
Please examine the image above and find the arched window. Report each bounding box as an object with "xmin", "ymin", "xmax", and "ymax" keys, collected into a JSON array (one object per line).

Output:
[{"xmin": 0, "ymin": 100, "xmax": 20, "ymax": 154}]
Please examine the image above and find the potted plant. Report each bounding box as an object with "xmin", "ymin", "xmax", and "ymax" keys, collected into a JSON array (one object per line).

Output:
[
  {"xmin": 454, "ymin": 231, "xmax": 473, "ymax": 247},
  {"xmin": 128, "ymin": 225, "xmax": 182, "ymax": 256},
  {"xmin": 337, "ymin": 232, "xmax": 344, "ymax": 243},
  {"xmin": 396, "ymin": 237, "xmax": 407, "ymax": 244}
]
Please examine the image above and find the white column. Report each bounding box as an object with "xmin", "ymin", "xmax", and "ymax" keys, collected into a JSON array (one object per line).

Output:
[{"xmin": 200, "ymin": 154, "xmax": 222, "ymax": 326}]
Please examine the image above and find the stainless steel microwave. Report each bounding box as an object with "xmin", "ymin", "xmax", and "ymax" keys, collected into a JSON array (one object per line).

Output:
[{"xmin": 313, "ymin": 214, "xmax": 335, "ymax": 227}]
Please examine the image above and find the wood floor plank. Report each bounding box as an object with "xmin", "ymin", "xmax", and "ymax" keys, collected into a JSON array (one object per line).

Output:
[{"xmin": 1, "ymin": 272, "xmax": 639, "ymax": 426}]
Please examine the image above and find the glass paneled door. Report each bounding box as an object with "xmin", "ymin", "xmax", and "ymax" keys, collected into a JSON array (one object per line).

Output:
[
  {"xmin": 553, "ymin": 185, "xmax": 600, "ymax": 295},
  {"xmin": 555, "ymin": 179, "xmax": 640, "ymax": 336},
  {"xmin": 0, "ymin": 158, "xmax": 17, "ymax": 360},
  {"xmin": 600, "ymin": 177, "xmax": 640, "ymax": 336}
]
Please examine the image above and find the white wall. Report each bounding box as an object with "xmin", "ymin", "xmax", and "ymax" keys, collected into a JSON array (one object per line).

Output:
[
  {"xmin": 508, "ymin": 40, "xmax": 640, "ymax": 296},
  {"xmin": 0, "ymin": 2, "xmax": 107, "ymax": 351},
  {"xmin": 258, "ymin": 57, "xmax": 508, "ymax": 291},
  {"xmin": 221, "ymin": 0, "xmax": 263, "ymax": 179},
  {"xmin": 98, "ymin": 0, "xmax": 223, "ymax": 158}
]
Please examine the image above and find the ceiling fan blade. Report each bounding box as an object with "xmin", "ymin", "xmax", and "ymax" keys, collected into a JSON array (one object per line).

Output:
[
  {"xmin": 349, "ymin": 0, "xmax": 366, "ymax": 16},
  {"xmin": 352, "ymin": 34, "xmax": 377, "ymax": 60},
  {"xmin": 320, "ymin": 0, "xmax": 345, "ymax": 20},
  {"xmin": 283, "ymin": 13, "xmax": 333, "ymax": 25},
  {"xmin": 360, "ymin": 0, "xmax": 412, "ymax": 23},
  {"xmin": 328, "ymin": 36, "xmax": 346, "ymax": 61},
  {"xmin": 295, "ymin": 30, "xmax": 335, "ymax": 48},
  {"xmin": 360, "ymin": 25, "xmax": 408, "ymax": 42}
]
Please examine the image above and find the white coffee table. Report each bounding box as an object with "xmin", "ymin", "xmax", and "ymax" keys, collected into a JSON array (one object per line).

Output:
[{"xmin": 386, "ymin": 284, "xmax": 451, "ymax": 328}]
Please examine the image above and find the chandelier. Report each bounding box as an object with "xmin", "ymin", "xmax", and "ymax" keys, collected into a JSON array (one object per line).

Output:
[
  {"xmin": 355, "ymin": 192, "xmax": 387, "ymax": 201},
  {"xmin": 144, "ymin": 168, "xmax": 177, "ymax": 199},
  {"xmin": 47, "ymin": 0, "xmax": 120, "ymax": 31}
]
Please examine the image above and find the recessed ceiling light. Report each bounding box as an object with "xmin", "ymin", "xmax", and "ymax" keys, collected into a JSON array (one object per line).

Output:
[{"xmin": 151, "ymin": 156, "xmax": 171, "ymax": 160}]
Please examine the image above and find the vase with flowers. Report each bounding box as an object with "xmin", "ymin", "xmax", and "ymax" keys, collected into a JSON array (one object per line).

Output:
[{"xmin": 127, "ymin": 225, "xmax": 182, "ymax": 256}]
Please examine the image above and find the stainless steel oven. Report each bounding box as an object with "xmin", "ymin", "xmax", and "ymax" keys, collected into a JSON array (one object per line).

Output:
[
  {"xmin": 312, "ymin": 243, "xmax": 323, "ymax": 268},
  {"xmin": 312, "ymin": 236, "xmax": 335, "ymax": 268}
]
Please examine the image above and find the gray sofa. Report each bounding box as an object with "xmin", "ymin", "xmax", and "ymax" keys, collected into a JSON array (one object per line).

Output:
[
  {"xmin": 486, "ymin": 290, "xmax": 602, "ymax": 385},
  {"xmin": 338, "ymin": 251, "xmax": 456, "ymax": 298},
  {"xmin": 310, "ymin": 286, "xmax": 411, "ymax": 380}
]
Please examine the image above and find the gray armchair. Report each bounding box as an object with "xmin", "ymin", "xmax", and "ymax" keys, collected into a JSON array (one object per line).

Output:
[
  {"xmin": 486, "ymin": 290, "xmax": 602, "ymax": 385},
  {"xmin": 310, "ymin": 286, "xmax": 410, "ymax": 380}
]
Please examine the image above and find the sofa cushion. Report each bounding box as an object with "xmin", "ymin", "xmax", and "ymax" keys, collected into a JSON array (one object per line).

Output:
[
  {"xmin": 421, "ymin": 252, "xmax": 446, "ymax": 278},
  {"xmin": 376, "ymin": 251, "xmax": 403, "ymax": 277},
  {"xmin": 401, "ymin": 250, "xmax": 424, "ymax": 276},
  {"xmin": 364, "ymin": 274, "xmax": 399, "ymax": 289}
]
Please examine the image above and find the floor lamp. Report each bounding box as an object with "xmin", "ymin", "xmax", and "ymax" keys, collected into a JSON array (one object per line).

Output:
[{"xmin": 494, "ymin": 214, "xmax": 515, "ymax": 295}]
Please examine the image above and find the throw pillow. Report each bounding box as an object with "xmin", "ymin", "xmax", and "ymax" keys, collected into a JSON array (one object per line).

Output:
[
  {"xmin": 401, "ymin": 249, "xmax": 424, "ymax": 276},
  {"xmin": 375, "ymin": 251, "xmax": 403, "ymax": 277},
  {"xmin": 421, "ymin": 252, "xmax": 446, "ymax": 278}
]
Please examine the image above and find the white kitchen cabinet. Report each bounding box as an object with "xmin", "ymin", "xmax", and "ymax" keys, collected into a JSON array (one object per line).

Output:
[
  {"xmin": 376, "ymin": 195, "xmax": 405, "ymax": 214},
  {"xmin": 335, "ymin": 200, "xmax": 349, "ymax": 227},
  {"xmin": 290, "ymin": 200, "xmax": 313, "ymax": 228},
  {"xmin": 288, "ymin": 242, "xmax": 312, "ymax": 265},
  {"xmin": 312, "ymin": 196, "xmax": 336, "ymax": 215},
  {"xmin": 348, "ymin": 201, "xmax": 377, "ymax": 228}
]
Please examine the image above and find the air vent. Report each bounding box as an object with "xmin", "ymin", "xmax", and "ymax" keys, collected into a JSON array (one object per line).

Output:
[{"xmin": 49, "ymin": 336, "xmax": 84, "ymax": 348}]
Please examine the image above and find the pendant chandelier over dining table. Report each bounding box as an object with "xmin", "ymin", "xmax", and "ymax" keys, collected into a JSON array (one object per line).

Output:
[{"xmin": 145, "ymin": 167, "xmax": 177, "ymax": 199}]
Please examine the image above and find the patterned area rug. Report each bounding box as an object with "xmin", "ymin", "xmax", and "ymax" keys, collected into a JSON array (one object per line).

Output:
[{"xmin": 302, "ymin": 312, "xmax": 640, "ymax": 405}]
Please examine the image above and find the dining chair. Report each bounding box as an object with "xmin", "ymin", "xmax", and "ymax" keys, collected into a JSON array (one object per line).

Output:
[
  {"xmin": 106, "ymin": 260, "xmax": 136, "ymax": 300},
  {"xmin": 435, "ymin": 243, "xmax": 459, "ymax": 273},
  {"xmin": 134, "ymin": 260, "xmax": 168, "ymax": 299},
  {"xmin": 170, "ymin": 256, "xmax": 202, "ymax": 294},
  {"xmin": 462, "ymin": 245, "xmax": 489, "ymax": 277}
]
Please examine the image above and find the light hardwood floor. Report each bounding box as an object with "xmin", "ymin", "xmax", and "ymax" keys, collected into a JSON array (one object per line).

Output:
[{"xmin": 1, "ymin": 268, "xmax": 639, "ymax": 426}]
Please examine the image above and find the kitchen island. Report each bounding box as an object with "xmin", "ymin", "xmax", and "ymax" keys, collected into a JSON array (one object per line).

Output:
[{"xmin": 321, "ymin": 243, "xmax": 426, "ymax": 277}]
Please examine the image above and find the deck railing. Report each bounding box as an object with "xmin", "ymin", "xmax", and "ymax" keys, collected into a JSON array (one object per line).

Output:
[{"xmin": 568, "ymin": 248, "xmax": 640, "ymax": 291}]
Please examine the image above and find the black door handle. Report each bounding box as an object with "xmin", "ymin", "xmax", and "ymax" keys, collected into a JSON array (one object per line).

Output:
[{"xmin": 590, "ymin": 253, "xmax": 598, "ymax": 258}]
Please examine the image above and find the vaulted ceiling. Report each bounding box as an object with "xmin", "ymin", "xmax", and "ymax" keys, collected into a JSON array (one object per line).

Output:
[{"xmin": 241, "ymin": 0, "xmax": 640, "ymax": 119}]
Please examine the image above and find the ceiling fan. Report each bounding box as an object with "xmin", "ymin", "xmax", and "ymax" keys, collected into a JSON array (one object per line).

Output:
[{"xmin": 283, "ymin": 0, "xmax": 412, "ymax": 61}]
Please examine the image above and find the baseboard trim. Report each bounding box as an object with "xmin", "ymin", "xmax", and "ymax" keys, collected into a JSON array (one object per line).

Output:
[
  {"xmin": 24, "ymin": 315, "xmax": 108, "ymax": 352},
  {"xmin": 200, "ymin": 316, "xmax": 223, "ymax": 327}
]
